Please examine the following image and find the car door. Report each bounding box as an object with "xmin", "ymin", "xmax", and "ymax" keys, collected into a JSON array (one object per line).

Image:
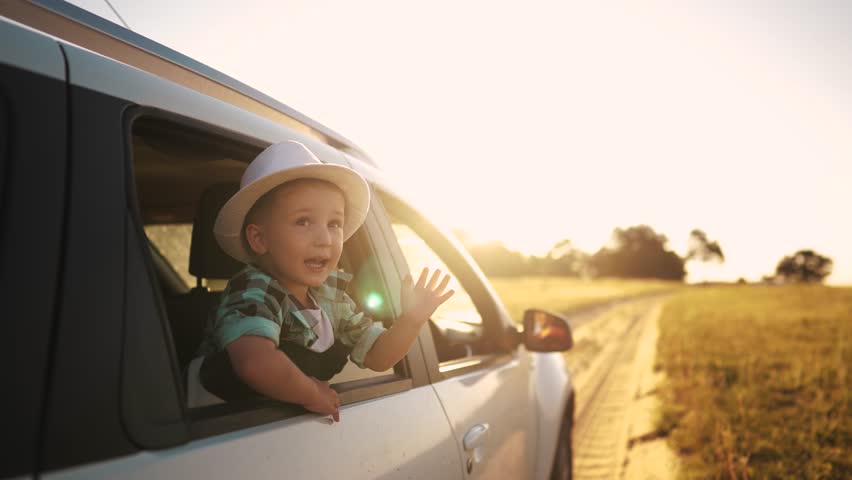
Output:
[
  {"xmin": 35, "ymin": 36, "xmax": 463, "ymax": 479},
  {"xmin": 0, "ymin": 18, "xmax": 69, "ymax": 480},
  {"xmin": 375, "ymin": 191, "xmax": 537, "ymax": 479}
]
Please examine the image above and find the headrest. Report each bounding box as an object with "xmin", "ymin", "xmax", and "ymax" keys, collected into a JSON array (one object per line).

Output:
[{"xmin": 189, "ymin": 183, "xmax": 244, "ymax": 280}]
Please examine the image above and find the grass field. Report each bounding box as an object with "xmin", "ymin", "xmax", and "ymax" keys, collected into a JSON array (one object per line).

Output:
[
  {"xmin": 656, "ymin": 285, "xmax": 852, "ymax": 479},
  {"xmin": 489, "ymin": 275, "xmax": 680, "ymax": 323}
]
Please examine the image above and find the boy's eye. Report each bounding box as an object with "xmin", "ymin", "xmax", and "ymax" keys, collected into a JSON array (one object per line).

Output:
[
  {"xmin": 329, "ymin": 220, "xmax": 343, "ymax": 229},
  {"xmin": 295, "ymin": 217, "xmax": 311, "ymax": 226}
]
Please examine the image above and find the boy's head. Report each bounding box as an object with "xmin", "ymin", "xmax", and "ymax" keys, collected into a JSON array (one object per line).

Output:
[
  {"xmin": 213, "ymin": 140, "xmax": 370, "ymax": 277},
  {"xmin": 241, "ymin": 178, "xmax": 345, "ymax": 289}
]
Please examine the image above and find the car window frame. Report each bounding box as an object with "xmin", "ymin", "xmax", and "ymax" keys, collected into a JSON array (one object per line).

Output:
[
  {"xmin": 122, "ymin": 107, "xmax": 428, "ymax": 442},
  {"xmin": 372, "ymin": 189, "xmax": 517, "ymax": 382}
]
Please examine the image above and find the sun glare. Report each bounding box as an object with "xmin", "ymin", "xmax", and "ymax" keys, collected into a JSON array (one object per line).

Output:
[{"xmin": 91, "ymin": 0, "xmax": 852, "ymax": 285}]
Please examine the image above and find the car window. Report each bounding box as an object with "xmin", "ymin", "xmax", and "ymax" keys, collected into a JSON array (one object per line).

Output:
[
  {"xmin": 383, "ymin": 200, "xmax": 500, "ymax": 365},
  {"xmin": 127, "ymin": 114, "xmax": 407, "ymax": 430},
  {"xmin": 392, "ymin": 223, "xmax": 484, "ymax": 329}
]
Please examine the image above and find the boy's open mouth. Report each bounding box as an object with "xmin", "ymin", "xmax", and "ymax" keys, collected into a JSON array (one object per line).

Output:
[{"xmin": 305, "ymin": 257, "xmax": 329, "ymax": 271}]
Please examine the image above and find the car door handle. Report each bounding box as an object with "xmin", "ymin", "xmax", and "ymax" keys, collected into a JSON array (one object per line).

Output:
[
  {"xmin": 463, "ymin": 423, "xmax": 490, "ymax": 452},
  {"xmin": 463, "ymin": 423, "xmax": 490, "ymax": 474}
]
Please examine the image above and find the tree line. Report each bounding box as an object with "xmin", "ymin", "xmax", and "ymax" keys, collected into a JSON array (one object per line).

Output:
[{"xmin": 458, "ymin": 225, "xmax": 833, "ymax": 283}]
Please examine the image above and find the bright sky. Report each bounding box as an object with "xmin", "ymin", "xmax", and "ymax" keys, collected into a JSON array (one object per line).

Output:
[{"xmin": 73, "ymin": 0, "xmax": 852, "ymax": 284}]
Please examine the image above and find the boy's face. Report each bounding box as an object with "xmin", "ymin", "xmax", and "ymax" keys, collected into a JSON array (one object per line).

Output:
[{"xmin": 247, "ymin": 180, "xmax": 345, "ymax": 293}]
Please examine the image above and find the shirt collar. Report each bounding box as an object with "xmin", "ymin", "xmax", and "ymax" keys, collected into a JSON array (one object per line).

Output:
[{"xmin": 241, "ymin": 262, "xmax": 350, "ymax": 306}]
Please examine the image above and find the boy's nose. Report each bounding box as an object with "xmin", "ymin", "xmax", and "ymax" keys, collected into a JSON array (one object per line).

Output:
[{"xmin": 314, "ymin": 226, "xmax": 333, "ymax": 245}]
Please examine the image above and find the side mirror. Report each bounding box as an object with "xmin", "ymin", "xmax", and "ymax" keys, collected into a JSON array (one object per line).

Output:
[{"xmin": 522, "ymin": 309, "xmax": 573, "ymax": 352}]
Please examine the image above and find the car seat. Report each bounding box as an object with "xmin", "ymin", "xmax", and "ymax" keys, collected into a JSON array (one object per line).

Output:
[{"xmin": 165, "ymin": 182, "xmax": 243, "ymax": 371}]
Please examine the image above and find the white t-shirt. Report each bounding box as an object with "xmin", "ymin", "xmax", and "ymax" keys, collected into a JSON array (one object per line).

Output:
[{"xmin": 305, "ymin": 292, "xmax": 334, "ymax": 353}]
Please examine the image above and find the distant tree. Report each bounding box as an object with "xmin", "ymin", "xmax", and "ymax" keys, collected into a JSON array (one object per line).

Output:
[
  {"xmin": 463, "ymin": 236, "xmax": 592, "ymax": 278},
  {"xmin": 466, "ymin": 241, "xmax": 529, "ymax": 277},
  {"xmin": 589, "ymin": 225, "xmax": 685, "ymax": 280},
  {"xmin": 543, "ymin": 239, "xmax": 587, "ymax": 277},
  {"xmin": 526, "ymin": 255, "xmax": 550, "ymax": 276},
  {"xmin": 547, "ymin": 239, "xmax": 572, "ymax": 259},
  {"xmin": 774, "ymin": 249, "xmax": 833, "ymax": 283},
  {"xmin": 685, "ymin": 229, "xmax": 724, "ymax": 263}
]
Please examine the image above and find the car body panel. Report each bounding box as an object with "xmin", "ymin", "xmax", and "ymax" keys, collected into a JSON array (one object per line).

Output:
[
  {"xmin": 0, "ymin": 17, "xmax": 68, "ymax": 480},
  {"xmin": 431, "ymin": 355, "xmax": 537, "ymax": 479},
  {"xmin": 43, "ymin": 387, "xmax": 463, "ymax": 480},
  {"xmin": 531, "ymin": 353, "xmax": 573, "ymax": 480},
  {"xmin": 0, "ymin": 15, "xmax": 64, "ymax": 79}
]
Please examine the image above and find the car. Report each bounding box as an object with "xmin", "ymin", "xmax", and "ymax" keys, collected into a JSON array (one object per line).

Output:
[{"xmin": 1, "ymin": 2, "xmax": 575, "ymax": 479}]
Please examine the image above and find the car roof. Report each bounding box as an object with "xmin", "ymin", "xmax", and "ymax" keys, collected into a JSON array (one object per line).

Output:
[{"xmin": 0, "ymin": 0, "xmax": 376, "ymax": 166}]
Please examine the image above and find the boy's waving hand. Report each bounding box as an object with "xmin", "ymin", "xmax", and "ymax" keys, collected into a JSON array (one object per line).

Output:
[
  {"xmin": 401, "ymin": 267, "xmax": 455, "ymax": 322},
  {"xmin": 362, "ymin": 267, "xmax": 455, "ymax": 372}
]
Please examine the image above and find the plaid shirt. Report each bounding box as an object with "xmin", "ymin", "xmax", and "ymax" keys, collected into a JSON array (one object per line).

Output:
[{"xmin": 197, "ymin": 264, "xmax": 386, "ymax": 368}]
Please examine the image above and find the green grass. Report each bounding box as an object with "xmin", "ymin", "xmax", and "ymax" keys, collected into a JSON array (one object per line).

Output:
[
  {"xmin": 656, "ymin": 285, "xmax": 852, "ymax": 479},
  {"xmin": 489, "ymin": 276, "xmax": 680, "ymax": 323}
]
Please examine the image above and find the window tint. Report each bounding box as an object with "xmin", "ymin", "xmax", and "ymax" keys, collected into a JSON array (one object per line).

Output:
[{"xmin": 388, "ymin": 218, "xmax": 496, "ymax": 364}]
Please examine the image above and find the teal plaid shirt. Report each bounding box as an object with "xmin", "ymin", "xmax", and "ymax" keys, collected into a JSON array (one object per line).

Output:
[{"xmin": 197, "ymin": 264, "xmax": 386, "ymax": 368}]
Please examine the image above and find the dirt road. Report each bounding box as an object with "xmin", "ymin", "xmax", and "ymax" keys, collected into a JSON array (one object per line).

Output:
[{"xmin": 564, "ymin": 295, "xmax": 678, "ymax": 480}]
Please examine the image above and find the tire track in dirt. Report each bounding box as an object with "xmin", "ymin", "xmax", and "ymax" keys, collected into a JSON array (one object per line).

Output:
[{"xmin": 566, "ymin": 297, "xmax": 669, "ymax": 480}]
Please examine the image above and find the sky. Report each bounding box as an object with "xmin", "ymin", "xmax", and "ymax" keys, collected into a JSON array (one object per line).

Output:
[{"xmin": 71, "ymin": 0, "xmax": 852, "ymax": 284}]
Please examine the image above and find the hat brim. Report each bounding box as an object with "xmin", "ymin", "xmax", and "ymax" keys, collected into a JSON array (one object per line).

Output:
[{"xmin": 213, "ymin": 163, "xmax": 370, "ymax": 264}]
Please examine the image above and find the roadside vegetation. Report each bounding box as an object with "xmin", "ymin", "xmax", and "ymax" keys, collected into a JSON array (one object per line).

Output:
[
  {"xmin": 656, "ymin": 285, "xmax": 852, "ymax": 479},
  {"xmin": 490, "ymin": 276, "xmax": 679, "ymax": 322}
]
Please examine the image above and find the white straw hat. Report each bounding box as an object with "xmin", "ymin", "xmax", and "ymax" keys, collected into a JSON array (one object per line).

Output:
[{"xmin": 213, "ymin": 140, "xmax": 370, "ymax": 264}]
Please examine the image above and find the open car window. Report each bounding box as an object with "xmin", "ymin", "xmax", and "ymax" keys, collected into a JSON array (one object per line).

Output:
[{"xmin": 124, "ymin": 112, "xmax": 412, "ymax": 439}]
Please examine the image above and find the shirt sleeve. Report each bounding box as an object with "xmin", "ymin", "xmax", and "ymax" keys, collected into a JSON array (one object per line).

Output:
[
  {"xmin": 214, "ymin": 285, "xmax": 283, "ymax": 349},
  {"xmin": 335, "ymin": 292, "xmax": 387, "ymax": 368}
]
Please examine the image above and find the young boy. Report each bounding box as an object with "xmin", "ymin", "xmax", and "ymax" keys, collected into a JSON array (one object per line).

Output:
[{"xmin": 195, "ymin": 140, "xmax": 453, "ymax": 421}]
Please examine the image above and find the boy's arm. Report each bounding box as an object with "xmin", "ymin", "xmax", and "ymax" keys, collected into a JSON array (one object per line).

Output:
[
  {"xmin": 363, "ymin": 268, "xmax": 454, "ymax": 371},
  {"xmin": 226, "ymin": 335, "xmax": 340, "ymax": 421},
  {"xmin": 362, "ymin": 315, "xmax": 422, "ymax": 371}
]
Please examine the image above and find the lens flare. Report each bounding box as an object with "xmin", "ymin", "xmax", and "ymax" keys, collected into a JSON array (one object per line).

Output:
[{"xmin": 365, "ymin": 292, "xmax": 383, "ymax": 310}]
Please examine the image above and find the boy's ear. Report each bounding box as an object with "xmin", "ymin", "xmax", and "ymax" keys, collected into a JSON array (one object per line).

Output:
[{"xmin": 244, "ymin": 223, "xmax": 268, "ymax": 256}]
